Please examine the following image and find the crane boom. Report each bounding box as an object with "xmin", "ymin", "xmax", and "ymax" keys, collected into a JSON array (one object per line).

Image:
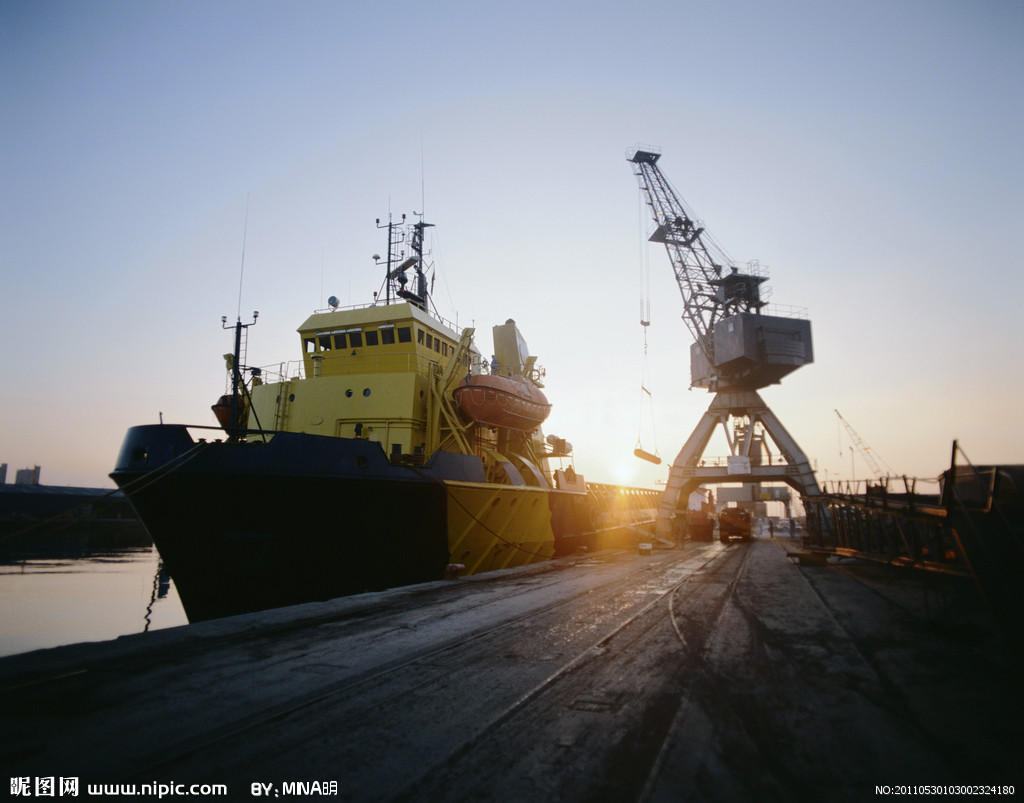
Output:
[
  {"xmin": 628, "ymin": 148, "xmax": 812, "ymax": 392},
  {"xmin": 835, "ymin": 409, "xmax": 889, "ymax": 479},
  {"xmin": 628, "ymin": 149, "xmax": 770, "ymax": 377}
]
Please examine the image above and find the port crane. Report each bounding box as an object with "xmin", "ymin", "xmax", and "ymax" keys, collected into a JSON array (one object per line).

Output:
[
  {"xmin": 835, "ymin": 409, "xmax": 894, "ymax": 480},
  {"xmin": 628, "ymin": 148, "xmax": 821, "ymax": 539}
]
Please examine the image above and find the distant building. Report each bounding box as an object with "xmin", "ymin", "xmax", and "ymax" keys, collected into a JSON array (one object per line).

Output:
[
  {"xmin": 14, "ymin": 466, "xmax": 41, "ymax": 485},
  {"xmin": 0, "ymin": 463, "xmax": 6, "ymax": 484}
]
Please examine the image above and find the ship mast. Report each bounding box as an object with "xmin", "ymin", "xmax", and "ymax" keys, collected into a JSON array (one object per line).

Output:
[
  {"xmin": 375, "ymin": 212, "xmax": 432, "ymax": 311},
  {"xmin": 404, "ymin": 218, "xmax": 433, "ymax": 310},
  {"xmin": 220, "ymin": 311, "xmax": 258, "ymax": 440},
  {"xmin": 376, "ymin": 213, "xmax": 405, "ymax": 306}
]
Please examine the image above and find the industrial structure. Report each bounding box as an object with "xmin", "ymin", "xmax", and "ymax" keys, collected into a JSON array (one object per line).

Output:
[
  {"xmin": 834, "ymin": 408, "xmax": 895, "ymax": 480},
  {"xmin": 627, "ymin": 147, "xmax": 820, "ymax": 538},
  {"xmin": 626, "ymin": 149, "xmax": 1023, "ymax": 650}
]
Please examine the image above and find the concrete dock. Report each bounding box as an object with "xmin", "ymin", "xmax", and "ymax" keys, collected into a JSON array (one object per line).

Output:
[{"xmin": 1, "ymin": 539, "xmax": 1020, "ymax": 801}]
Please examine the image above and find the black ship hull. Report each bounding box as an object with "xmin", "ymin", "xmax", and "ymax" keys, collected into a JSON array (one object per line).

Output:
[{"xmin": 111, "ymin": 425, "xmax": 593, "ymax": 622}]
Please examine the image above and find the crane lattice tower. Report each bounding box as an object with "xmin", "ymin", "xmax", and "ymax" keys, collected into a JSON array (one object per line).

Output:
[{"xmin": 628, "ymin": 148, "xmax": 820, "ymax": 538}]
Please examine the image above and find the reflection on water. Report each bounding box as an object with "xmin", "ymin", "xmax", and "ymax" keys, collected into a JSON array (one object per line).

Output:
[{"xmin": 0, "ymin": 537, "xmax": 188, "ymax": 658}]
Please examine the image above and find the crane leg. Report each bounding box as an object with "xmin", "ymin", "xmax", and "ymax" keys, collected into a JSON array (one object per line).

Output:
[
  {"xmin": 655, "ymin": 390, "xmax": 821, "ymax": 541},
  {"xmin": 755, "ymin": 405, "xmax": 821, "ymax": 497},
  {"xmin": 655, "ymin": 408, "xmax": 722, "ymax": 541}
]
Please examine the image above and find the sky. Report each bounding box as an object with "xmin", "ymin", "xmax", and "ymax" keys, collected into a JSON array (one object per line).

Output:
[{"xmin": 2, "ymin": 0, "xmax": 1022, "ymax": 495}]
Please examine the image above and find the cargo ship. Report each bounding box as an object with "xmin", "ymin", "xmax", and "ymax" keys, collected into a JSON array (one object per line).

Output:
[{"xmin": 112, "ymin": 214, "xmax": 657, "ymax": 621}]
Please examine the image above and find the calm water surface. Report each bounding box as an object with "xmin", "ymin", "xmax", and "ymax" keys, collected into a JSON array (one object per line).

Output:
[{"xmin": 0, "ymin": 543, "xmax": 188, "ymax": 658}]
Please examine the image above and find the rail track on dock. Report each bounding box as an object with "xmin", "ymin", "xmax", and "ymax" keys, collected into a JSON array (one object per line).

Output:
[
  {"xmin": 138, "ymin": 543, "xmax": 746, "ymax": 796},
  {"xmin": 635, "ymin": 543, "xmax": 1019, "ymax": 802},
  {"xmin": 2, "ymin": 540, "xmax": 1018, "ymax": 801},
  {"xmin": 0, "ymin": 545, "xmax": 735, "ymax": 786}
]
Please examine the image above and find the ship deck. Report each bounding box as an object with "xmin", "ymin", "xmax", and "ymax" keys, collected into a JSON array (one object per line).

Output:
[{"xmin": 1, "ymin": 538, "xmax": 1020, "ymax": 800}]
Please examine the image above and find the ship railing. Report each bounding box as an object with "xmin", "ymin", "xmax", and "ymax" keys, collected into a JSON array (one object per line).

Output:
[
  {"xmin": 252, "ymin": 360, "xmax": 306, "ymax": 383},
  {"xmin": 311, "ymin": 300, "xmax": 463, "ymax": 337},
  {"xmin": 760, "ymin": 303, "xmax": 808, "ymax": 320},
  {"xmin": 586, "ymin": 483, "xmax": 662, "ymax": 527}
]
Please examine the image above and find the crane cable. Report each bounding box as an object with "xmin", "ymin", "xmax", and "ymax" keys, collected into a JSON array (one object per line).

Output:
[
  {"xmin": 635, "ymin": 190, "xmax": 661, "ymax": 465},
  {"xmin": 635, "ymin": 326, "xmax": 660, "ymax": 464}
]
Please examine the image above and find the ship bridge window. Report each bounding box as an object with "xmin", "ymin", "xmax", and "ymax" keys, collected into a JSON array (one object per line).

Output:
[
  {"xmin": 348, "ymin": 330, "xmax": 363, "ymax": 347},
  {"xmin": 381, "ymin": 327, "xmax": 396, "ymax": 345},
  {"xmin": 365, "ymin": 330, "xmax": 379, "ymax": 346},
  {"xmin": 318, "ymin": 335, "xmax": 333, "ymax": 351},
  {"xmin": 398, "ymin": 326, "xmax": 411, "ymax": 343},
  {"xmin": 434, "ymin": 338, "xmax": 441, "ymax": 353},
  {"xmin": 417, "ymin": 329, "xmax": 425, "ymax": 345},
  {"xmin": 304, "ymin": 337, "xmax": 316, "ymax": 353}
]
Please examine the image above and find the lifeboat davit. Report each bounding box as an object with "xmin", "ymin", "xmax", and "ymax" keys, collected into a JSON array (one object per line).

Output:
[{"xmin": 453, "ymin": 374, "xmax": 552, "ymax": 432}]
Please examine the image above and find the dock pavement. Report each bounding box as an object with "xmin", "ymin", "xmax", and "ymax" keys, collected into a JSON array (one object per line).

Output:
[{"xmin": 1, "ymin": 538, "xmax": 1020, "ymax": 801}]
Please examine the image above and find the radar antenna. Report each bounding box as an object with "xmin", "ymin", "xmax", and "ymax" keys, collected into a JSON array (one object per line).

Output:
[
  {"xmin": 627, "ymin": 147, "xmax": 821, "ymax": 538},
  {"xmin": 375, "ymin": 213, "xmax": 434, "ymax": 311}
]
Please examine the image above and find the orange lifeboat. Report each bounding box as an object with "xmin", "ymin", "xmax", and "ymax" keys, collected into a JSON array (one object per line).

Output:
[
  {"xmin": 211, "ymin": 394, "xmax": 248, "ymax": 433},
  {"xmin": 453, "ymin": 374, "xmax": 552, "ymax": 432}
]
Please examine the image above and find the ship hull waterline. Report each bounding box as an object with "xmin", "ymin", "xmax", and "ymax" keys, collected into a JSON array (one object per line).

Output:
[{"xmin": 111, "ymin": 424, "xmax": 593, "ymax": 622}]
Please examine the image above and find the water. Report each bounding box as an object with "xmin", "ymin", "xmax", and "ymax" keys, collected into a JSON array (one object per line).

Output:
[{"xmin": 0, "ymin": 535, "xmax": 188, "ymax": 658}]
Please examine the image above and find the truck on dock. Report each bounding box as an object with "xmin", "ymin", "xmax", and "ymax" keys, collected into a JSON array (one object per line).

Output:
[
  {"xmin": 686, "ymin": 508, "xmax": 716, "ymax": 541},
  {"xmin": 718, "ymin": 507, "xmax": 752, "ymax": 543}
]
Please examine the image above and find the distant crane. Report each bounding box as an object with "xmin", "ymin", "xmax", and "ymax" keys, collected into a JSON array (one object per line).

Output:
[
  {"xmin": 627, "ymin": 147, "xmax": 821, "ymax": 539},
  {"xmin": 834, "ymin": 409, "xmax": 895, "ymax": 480}
]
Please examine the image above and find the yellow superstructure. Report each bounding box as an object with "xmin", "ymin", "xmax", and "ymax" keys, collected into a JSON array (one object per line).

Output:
[
  {"xmin": 249, "ymin": 301, "xmax": 479, "ymax": 463},
  {"xmin": 244, "ymin": 297, "xmax": 574, "ymax": 575}
]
